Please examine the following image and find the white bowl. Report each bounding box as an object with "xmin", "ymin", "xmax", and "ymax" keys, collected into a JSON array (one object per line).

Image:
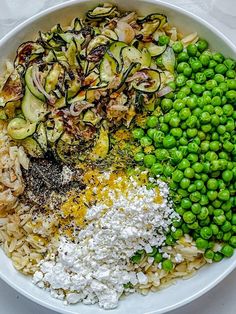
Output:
[{"xmin": 0, "ymin": 1, "xmax": 236, "ymax": 313}]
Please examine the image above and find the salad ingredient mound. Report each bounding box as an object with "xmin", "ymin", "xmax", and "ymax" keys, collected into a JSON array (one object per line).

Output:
[
  {"xmin": 0, "ymin": 1, "xmax": 235, "ymax": 310},
  {"xmin": 33, "ymin": 172, "xmax": 177, "ymax": 309}
]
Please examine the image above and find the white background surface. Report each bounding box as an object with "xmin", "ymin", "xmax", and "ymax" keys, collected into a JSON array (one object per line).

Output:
[{"xmin": 0, "ymin": 0, "xmax": 235, "ymax": 313}]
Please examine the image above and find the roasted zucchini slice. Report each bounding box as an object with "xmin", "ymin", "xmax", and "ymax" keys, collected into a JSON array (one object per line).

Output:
[
  {"xmin": 21, "ymin": 137, "xmax": 44, "ymax": 157},
  {"xmin": 22, "ymin": 87, "xmax": 48, "ymax": 123},
  {"xmin": 7, "ymin": 117, "xmax": 36, "ymax": 140},
  {"xmin": 33, "ymin": 122, "xmax": 47, "ymax": 151},
  {"xmin": 144, "ymin": 43, "xmax": 166, "ymax": 57},
  {"xmin": 25, "ymin": 66, "xmax": 45, "ymax": 101},
  {"xmin": 45, "ymin": 63, "xmax": 65, "ymax": 94},
  {"xmin": 109, "ymin": 41, "xmax": 127, "ymax": 72},
  {"xmin": 100, "ymin": 52, "xmax": 118, "ymax": 83},
  {"xmin": 132, "ymin": 69, "xmax": 161, "ymax": 93},
  {"xmin": 87, "ymin": 5, "xmax": 117, "ymax": 20}
]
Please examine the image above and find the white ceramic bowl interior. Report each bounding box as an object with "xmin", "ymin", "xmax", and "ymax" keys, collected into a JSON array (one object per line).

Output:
[{"xmin": 0, "ymin": 1, "xmax": 235, "ymax": 314}]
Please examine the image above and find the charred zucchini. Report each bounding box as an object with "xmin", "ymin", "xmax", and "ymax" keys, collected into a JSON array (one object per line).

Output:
[
  {"xmin": 34, "ymin": 122, "xmax": 47, "ymax": 151},
  {"xmin": 7, "ymin": 117, "xmax": 36, "ymax": 140},
  {"xmin": 25, "ymin": 66, "xmax": 45, "ymax": 101},
  {"xmin": 22, "ymin": 87, "xmax": 48, "ymax": 123},
  {"xmin": 132, "ymin": 69, "xmax": 161, "ymax": 93},
  {"xmin": 21, "ymin": 137, "xmax": 44, "ymax": 157}
]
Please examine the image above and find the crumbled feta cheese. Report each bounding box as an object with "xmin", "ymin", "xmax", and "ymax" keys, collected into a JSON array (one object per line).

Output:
[
  {"xmin": 33, "ymin": 173, "xmax": 178, "ymax": 309},
  {"xmin": 137, "ymin": 272, "xmax": 148, "ymax": 285}
]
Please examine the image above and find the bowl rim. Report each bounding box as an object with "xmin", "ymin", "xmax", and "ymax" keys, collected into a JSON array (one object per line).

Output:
[{"xmin": 0, "ymin": 1, "xmax": 236, "ymax": 314}]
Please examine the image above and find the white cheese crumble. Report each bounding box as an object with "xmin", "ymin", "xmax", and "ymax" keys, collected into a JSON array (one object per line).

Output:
[{"xmin": 33, "ymin": 174, "xmax": 179, "ymax": 309}]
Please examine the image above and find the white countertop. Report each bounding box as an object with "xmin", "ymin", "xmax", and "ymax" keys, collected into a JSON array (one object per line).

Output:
[{"xmin": 0, "ymin": 1, "xmax": 235, "ymax": 314}]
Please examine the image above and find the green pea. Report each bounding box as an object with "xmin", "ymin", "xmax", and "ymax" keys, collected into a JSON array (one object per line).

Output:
[
  {"xmin": 134, "ymin": 152, "xmax": 145, "ymax": 162},
  {"xmin": 150, "ymin": 163, "xmax": 163, "ymax": 175},
  {"xmin": 213, "ymin": 52, "xmax": 224, "ymax": 63},
  {"xmin": 214, "ymin": 73, "xmax": 225, "ymax": 83},
  {"xmin": 218, "ymin": 189, "xmax": 230, "ymax": 201},
  {"xmin": 222, "ymin": 170, "xmax": 233, "ymax": 183},
  {"xmin": 153, "ymin": 131, "xmax": 164, "ymax": 143},
  {"xmin": 165, "ymin": 235, "xmax": 176, "ymax": 246},
  {"xmin": 200, "ymin": 111, "xmax": 211, "ymax": 124},
  {"xmin": 192, "ymin": 83, "xmax": 204, "ymax": 95},
  {"xmin": 229, "ymin": 236, "xmax": 236, "ymax": 248},
  {"xmin": 190, "ymin": 191, "xmax": 201, "ymax": 202},
  {"xmin": 224, "ymin": 58, "xmax": 236, "ymax": 69},
  {"xmin": 183, "ymin": 67, "xmax": 192, "ymax": 77},
  {"xmin": 147, "ymin": 116, "xmax": 158, "ymax": 128},
  {"xmin": 191, "ymin": 203, "xmax": 201, "ymax": 214},
  {"xmin": 205, "ymin": 151, "xmax": 218, "ymax": 161},
  {"xmin": 196, "ymin": 237, "xmax": 209, "ymax": 250},
  {"xmin": 188, "ymin": 184, "xmax": 197, "ymax": 193},
  {"xmin": 215, "ymin": 64, "xmax": 227, "ymax": 74},
  {"xmin": 200, "ymin": 226, "xmax": 213, "ymax": 240},
  {"xmin": 180, "ymin": 178, "xmax": 190, "ymax": 189},
  {"xmin": 172, "ymin": 41, "xmax": 183, "ymax": 53},
  {"xmin": 197, "ymin": 39, "xmax": 208, "ymax": 52},
  {"xmin": 183, "ymin": 210, "xmax": 196, "ymax": 223},
  {"xmin": 177, "ymin": 62, "xmax": 190, "ymax": 73},
  {"xmin": 169, "ymin": 116, "xmax": 181, "ymax": 127},
  {"xmin": 140, "ymin": 136, "xmax": 152, "ymax": 147},
  {"xmin": 172, "ymin": 170, "xmax": 184, "ymax": 182},
  {"xmin": 204, "ymin": 68, "xmax": 215, "ymax": 79},
  {"xmin": 131, "ymin": 253, "xmax": 142, "ymax": 263},
  {"xmin": 199, "ymin": 54, "xmax": 210, "ymax": 66},
  {"xmin": 147, "ymin": 128, "xmax": 156, "ymax": 139},
  {"xmin": 196, "ymin": 72, "xmax": 207, "ymax": 84},
  {"xmin": 161, "ymin": 98, "xmax": 173, "ymax": 112},
  {"xmin": 170, "ymin": 128, "xmax": 183, "ymax": 138},
  {"xmin": 210, "ymin": 115, "xmax": 220, "ymax": 127},
  {"xmin": 188, "ymin": 142, "xmax": 199, "ymax": 153},
  {"xmin": 178, "ymin": 51, "xmax": 189, "ymax": 62},
  {"xmin": 155, "ymin": 149, "xmax": 169, "ymax": 160},
  {"xmin": 163, "ymin": 135, "xmax": 176, "ymax": 148},
  {"xmin": 163, "ymin": 165, "xmax": 175, "ymax": 177},
  {"xmin": 226, "ymin": 90, "xmax": 236, "ymax": 102},
  {"xmin": 221, "ymin": 244, "xmax": 234, "ymax": 258},
  {"xmin": 170, "ymin": 150, "xmax": 183, "ymax": 164},
  {"xmin": 132, "ymin": 128, "xmax": 145, "ymax": 139},
  {"xmin": 191, "ymin": 162, "xmax": 203, "ymax": 173},
  {"xmin": 154, "ymin": 252, "xmax": 163, "ymax": 263},
  {"xmin": 223, "ymin": 141, "xmax": 234, "ymax": 152},
  {"xmin": 213, "ymin": 252, "xmax": 223, "ymax": 262},
  {"xmin": 226, "ymin": 79, "xmax": 236, "ymax": 90},
  {"xmin": 144, "ymin": 154, "xmax": 156, "ymax": 168},
  {"xmin": 188, "ymin": 221, "xmax": 199, "ymax": 229},
  {"xmin": 204, "ymin": 249, "xmax": 214, "ymax": 260},
  {"xmin": 160, "ymin": 123, "xmax": 169, "ymax": 134},
  {"xmin": 207, "ymin": 190, "xmax": 218, "ymax": 201},
  {"xmin": 190, "ymin": 57, "xmax": 202, "ymax": 72},
  {"xmin": 178, "ymin": 158, "xmax": 190, "ymax": 170},
  {"xmin": 184, "ymin": 167, "xmax": 195, "ymax": 179},
  {"xmin": 226, "ymin": 69, "xmax": 236, "ymax": 78},
  {"xmin": 221, "ymin": 221, "xmax": 232, "ymax": 233},
  {"xmin": 198, "ymin": 207, "xmax": 209, "ymax": 220},
  {"xmin": 172, "ymin": 228, "xmax": 184, "ymax": 240},
  {"xmin": 206, "ymin": 79, "xmax": 218, "ymax": 90},
  {"xmin": 178, "ymin": 108, "xmax": 191, "ymax": 121},
  {"xmin": 187, "ymin": 44, "xmax": 198, "ymax": 56},
  {"xmin": 158, "ymin": 35, "xmax": 170, "ymax": 46},
  {"xmin": 162, "ymin": 259, "xmax": 173, "ymax": 272},
  {"xmin": 214, "ymin": 214, "xmax": 226, "ymax": 226},
  {"xmin": 210, "ymin": 223, "xmax": 219, "ymax": 235}
]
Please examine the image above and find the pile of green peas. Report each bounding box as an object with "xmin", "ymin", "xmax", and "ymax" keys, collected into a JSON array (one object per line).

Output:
[{"xmin": 132, "ymin": 39, "xmax": 236, "ymax": 262}]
